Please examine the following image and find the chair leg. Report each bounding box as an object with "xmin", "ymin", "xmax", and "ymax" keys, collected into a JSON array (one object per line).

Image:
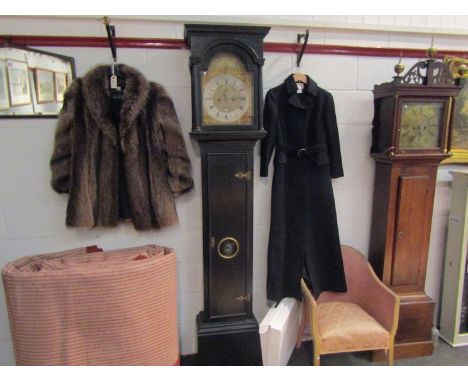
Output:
[
  {"xmin": 387, "ymin": 347, "xmax": 394, "ymax": 366},
  {"xmin": 296, "ymin": 302, "xmax": 307, "ymax": 349},
  {"xmin": 313, "ymin": 345, "xmax": 320, "ymax": 366}
]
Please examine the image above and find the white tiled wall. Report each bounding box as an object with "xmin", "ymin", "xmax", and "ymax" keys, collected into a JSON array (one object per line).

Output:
[{"xmin": 0, "ymin": 16, "xmax": 466, "ymax": 364}]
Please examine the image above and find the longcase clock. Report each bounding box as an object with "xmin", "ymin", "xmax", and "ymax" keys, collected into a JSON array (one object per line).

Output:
[
  {"xmin": 369, "ymin": 55, "xmax": 462, "ymax": 360},
  {"xmin": 184, "ymin": 24, "xmax": 269, "ymax": 365}
]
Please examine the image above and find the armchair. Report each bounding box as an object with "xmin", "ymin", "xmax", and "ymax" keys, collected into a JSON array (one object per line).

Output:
[{"xmin": 297, "ymin": 245, "xmax": 400, "ymax": 366}]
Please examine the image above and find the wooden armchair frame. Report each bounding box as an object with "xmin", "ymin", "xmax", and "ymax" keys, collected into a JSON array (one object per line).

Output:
[{"xmin": 297, "ymin": 245, "xmax": 400, "ymax": 366}]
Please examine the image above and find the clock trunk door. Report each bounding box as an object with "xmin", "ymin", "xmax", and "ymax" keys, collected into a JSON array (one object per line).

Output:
[
  {"xmin": 206, "ymin": 151, "xmax": 251, "ymax": 319},
  {"xmin": 391, "ymin": 174, "xmax": 432, "ymax": 293}
]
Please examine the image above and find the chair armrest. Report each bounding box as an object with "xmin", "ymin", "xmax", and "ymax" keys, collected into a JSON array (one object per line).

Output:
[
  {"xmin": 355, "ymin": 263, "xmax": 400, "ymax": 336},
  {"xmin": 301, "ymin": 279, "xmax": 321, "ymax": 345}
]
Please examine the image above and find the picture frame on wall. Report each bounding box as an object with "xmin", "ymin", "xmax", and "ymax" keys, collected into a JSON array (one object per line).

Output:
[
  {"xmin": 443, "ymin": 78, "xmax": 468, "ymax": 164},
  {"xmin": 443, "ymin": 56, "xmax": 468, "ymax": 165},
  {"xmin": 54, "ymin": 72, "xmax": 67, "ymax": 102},
  {"xmin": 6, "ymin": 60, "xmax": 31, "ymax": 106},
  {"xmin": 0, "ymin": 60, "xmax": 10, "ymax": 110},
  {"xmin": 0, "ymin": 43, "xmax": 76, "ymax": 118},
  {"xmin": 35, "ymin": 68, "xmax": 55, "ymax": 103}
]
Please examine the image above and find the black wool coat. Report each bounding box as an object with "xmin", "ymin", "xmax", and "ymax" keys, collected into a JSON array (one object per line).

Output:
[
  {"xmin": 50, "ymin": 64, "xmax": 194, "ymax": 230},
  {"xmin": 260, "ymin": 75, "xmax": 347, "ymax": 301}
]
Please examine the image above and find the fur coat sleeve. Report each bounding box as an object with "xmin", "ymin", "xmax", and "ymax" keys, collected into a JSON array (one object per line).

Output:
[
  {"xmin": 50, "ymin": 80, "xmax": 81, "ymax": 193},
  {"xmin": 154, "ymin": 84, "xmax": 194, "ymax": 196}
]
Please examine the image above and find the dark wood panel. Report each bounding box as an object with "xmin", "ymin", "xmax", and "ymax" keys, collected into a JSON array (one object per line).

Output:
[
  {"xmin": 369, "ymin": 162, "xmax": 393, "ymax": 279},
  {"xmin": 207, "ymin": 152, "xmax": 249, "ymax": 319},
  {"xmin": 395, "ymin": 295, "xmax": 435, "ymax": 343},
  {"xmin": 391, "ymin": 176, "xmax": 430, "ymax": 287},
  {"xmin": 372, "ymin": 341, "xmax": 434, "ymax": 361}
]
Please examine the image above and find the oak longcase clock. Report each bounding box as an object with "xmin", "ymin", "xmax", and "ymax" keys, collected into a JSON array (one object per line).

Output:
[
  {"xmin": 184, "ymin": 24, "xmax": 269, "ymax": 366},
  {"xmin": 369, "ymin": 55, "xmax": 462, "ymax": 360}
]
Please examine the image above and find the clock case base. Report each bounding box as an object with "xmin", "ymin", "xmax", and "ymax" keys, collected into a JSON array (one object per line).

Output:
[
  {"xmin": 196, "ymin": 312, "xmax": 262, "ymax": 366},
  {"xmin": 372, "ymin": 293, "xmax": 435, "ymax": 361}
]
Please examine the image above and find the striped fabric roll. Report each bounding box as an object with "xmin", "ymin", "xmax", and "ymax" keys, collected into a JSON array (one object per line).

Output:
[{"xmin": 2, "ymin": 245, "xmax": 179, "ymax": 366}]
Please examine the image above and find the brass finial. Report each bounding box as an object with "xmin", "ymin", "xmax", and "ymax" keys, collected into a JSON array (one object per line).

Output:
[
  {"xmin": 458, "ymin": 62, "xmax": 468, "ymax": 77},
  {"xmin": 394, "ymin": 53, "xmax": 405, "ymax": 76},
  {"xmin": 427, "ymin": 37, "xmax": 437, "ymax": 59},
  {"xmin": 102, "ymin": 16, "xmax": 111, "ymax": 25}
]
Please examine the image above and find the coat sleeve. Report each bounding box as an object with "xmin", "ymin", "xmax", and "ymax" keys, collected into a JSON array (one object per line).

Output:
[
  {"xmin": 156, "ymin": 86, "xmax": 194, "ymax": 196},
  {"xmin": 260, "ymin": 91, "xmax": 278, "ymax": 177},
  {"xmin": 324, "ymin": 92, "xmax": 344, "ymax": 179},
  {"xmin": 50, "ymin": 79, "xmax": 79, "ymax": 193}
]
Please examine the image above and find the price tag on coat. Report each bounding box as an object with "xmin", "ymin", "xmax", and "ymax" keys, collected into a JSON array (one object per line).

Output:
[{"xmin": 110, "ymin": 75, "xmax": 118, "ymax": 89}]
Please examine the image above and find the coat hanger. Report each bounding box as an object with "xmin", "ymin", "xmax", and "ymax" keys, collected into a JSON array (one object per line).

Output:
[
  {"xmin": 103, "ymin": 16, "xmax": 123, "ymax": 95},
  {"xmin": 293, "ymin": 29, "xmax": 309, "ymax": 85}
]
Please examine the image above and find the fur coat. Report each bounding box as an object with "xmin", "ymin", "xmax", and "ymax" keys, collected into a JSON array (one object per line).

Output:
[{"xmin": 50, "ymin": 64, "xmax": 194, "ymax": 230}]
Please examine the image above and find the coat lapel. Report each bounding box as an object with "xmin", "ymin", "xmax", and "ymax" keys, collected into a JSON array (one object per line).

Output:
[
  {"xmin": 118, "ymin": 65, "xmax": 149, "ymax": 147},
  {"xmin": 81, "ymin": 64, "xmax": 149, "ymax": 148},
  {"xmin": 285, "ymin": 74, "xmax": 318, "ymax": 109}
]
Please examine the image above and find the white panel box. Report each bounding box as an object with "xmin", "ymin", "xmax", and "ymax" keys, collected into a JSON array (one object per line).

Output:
[
  {"xmin": 259, "ymin": 297, "xmax": 301, "ymax": 366},
  {"xmin": 440, "ymin": 171, "xmax": 468, "ymax": 347}
]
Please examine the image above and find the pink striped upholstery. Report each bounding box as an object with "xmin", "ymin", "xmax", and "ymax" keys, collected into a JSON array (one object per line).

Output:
[{"xmin": 2, "ymin": 245, "xmax": 178, "ymax": 366}]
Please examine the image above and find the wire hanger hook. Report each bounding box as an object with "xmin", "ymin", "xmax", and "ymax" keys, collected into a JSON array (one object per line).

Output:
[{"xmin": 297, "ymin": 29, "xmax": 309, "ymax": 68}]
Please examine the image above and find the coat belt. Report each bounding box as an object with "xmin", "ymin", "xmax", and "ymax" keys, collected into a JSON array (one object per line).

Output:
[{"xmin": 277, "ymin": 143, "xmax": 327, "ymax": 158}]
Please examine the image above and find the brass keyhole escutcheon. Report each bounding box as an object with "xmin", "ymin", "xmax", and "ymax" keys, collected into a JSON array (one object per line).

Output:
[{"xmin": 217, "ymin": 237, "xmax": 239, "ymax": 260}]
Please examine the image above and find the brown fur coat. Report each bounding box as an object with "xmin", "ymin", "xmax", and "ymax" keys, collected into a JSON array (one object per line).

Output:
[{"xmin": 50, "ymin": 64, "xmax": 194, "ymax": 230}]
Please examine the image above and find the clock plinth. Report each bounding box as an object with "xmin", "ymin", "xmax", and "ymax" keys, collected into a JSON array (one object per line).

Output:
[
  {"xmin": 196, "ymin": 313, "xmax": 262, "ymax": 366},
  {"xmin": 369, "ymin": 58, "xmax": 462, "ymax": 360},
  {"xmin": 185, "ymin": 24, "xmax": 269, "ymax": 366}
]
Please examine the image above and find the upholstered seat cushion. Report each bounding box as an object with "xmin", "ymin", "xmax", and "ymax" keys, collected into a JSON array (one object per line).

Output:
[{"xmin": 317, "ymin": 301, "xmax": 390, "ymax": 354}]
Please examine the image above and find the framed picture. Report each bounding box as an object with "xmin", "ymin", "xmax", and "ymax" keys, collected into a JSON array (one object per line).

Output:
[
  {"xmin": 54, "ymin": 72, "xmax": 67, "ymax": 102},
  {"xmin": 6, "ymin": 60, "xmax": 31, "ymax": 106},
  {"xmin": 35, "ymin": 68, "xmax": 55, "ymax": 103},
  {"xmin": 0, "ymin": 60, "xmax": 10, "ymax": 110},
  {"xmin": 443, "ymin": 57, "xmax": 468, "ymax": 164},
  {"xmin": 450, "ymin": 79, "xmax": 468, "ymax": 163},
  {"xmin": 0, "ymin": 43, "xmax": 76, "ymax": 118}
]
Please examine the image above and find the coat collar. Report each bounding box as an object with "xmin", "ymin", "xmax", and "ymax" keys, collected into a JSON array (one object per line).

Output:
[
  {"xmin": 82, "ymin": 64, "xmax": 149, "ymax": 147},
  {"xmin": 285, "ymin": 74, "xmax": 318, "ymax": 109}
]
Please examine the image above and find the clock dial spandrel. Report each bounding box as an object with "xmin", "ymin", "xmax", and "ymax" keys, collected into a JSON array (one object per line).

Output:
[
  {"xmin": 399, "ymin": 102, "xmax": 444, "ymax": 149},
  {"xmin": 202, "ymin": 53, "xmax": 254, "ymax": 126}
]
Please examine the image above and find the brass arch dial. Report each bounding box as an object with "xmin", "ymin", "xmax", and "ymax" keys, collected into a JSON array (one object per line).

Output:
[{"xmin": 201, "ymin": 52, "xmax": 254, "ymax": 126}]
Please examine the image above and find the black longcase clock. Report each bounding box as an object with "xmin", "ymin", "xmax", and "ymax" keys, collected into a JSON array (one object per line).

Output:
[{"xmin": 184, "ymin": 24, "xmax": 269, "ymax": 366}]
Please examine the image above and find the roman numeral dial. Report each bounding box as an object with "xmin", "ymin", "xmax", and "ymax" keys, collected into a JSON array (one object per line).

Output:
[{"xmin": 201, "ymin": 52, "xmax": 253, "ymax": 126}]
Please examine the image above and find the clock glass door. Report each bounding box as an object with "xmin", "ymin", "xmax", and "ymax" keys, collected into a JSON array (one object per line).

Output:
[
  {"xmin": 398, "ymin": 101, "xmax": 444, "ymax": 150},
  {"xmin": 201, "ymin": 52, "xmax": 254, "ymax": 126}
]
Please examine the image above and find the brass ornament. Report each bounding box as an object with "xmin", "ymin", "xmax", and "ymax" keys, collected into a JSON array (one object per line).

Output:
[
  {"xmin": 427, "ymin": 37, "xmax": 437, "ymax": 60},
  {"xmin": 217, "ymin": 237, "xmax": 240, "ymax": 260},
  {"xmin": 235, "ymin": 294, "xmax": 251, "ymax": 303},
  {"xmin": 394, "ymin": 54, "xmax": 405, "ymax": 76},
  {"xmin": 234, "ymin": 170, "xmax": 251, "ymax": 180},
  {"xmin": 458, "ymin": 62, "xmax": 468, "ymax": 77},
  {"xmin": 444, "ymin": 56, "xmax": 468, "ymax": 79}
]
